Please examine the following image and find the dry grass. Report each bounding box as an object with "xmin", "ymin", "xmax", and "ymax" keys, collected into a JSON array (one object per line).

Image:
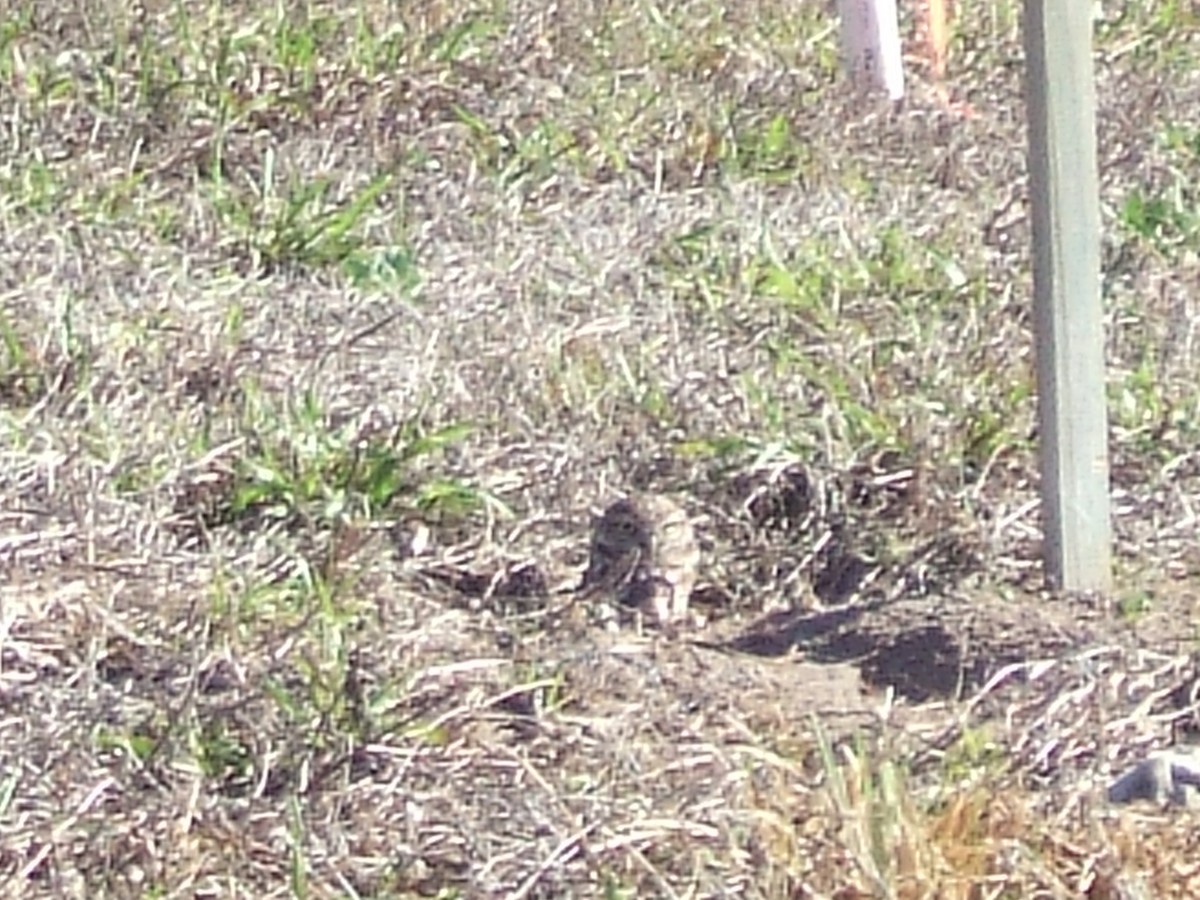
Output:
[{"xmin": 3, "ymin": 0, "xmax": 1200, "ymax": 896}]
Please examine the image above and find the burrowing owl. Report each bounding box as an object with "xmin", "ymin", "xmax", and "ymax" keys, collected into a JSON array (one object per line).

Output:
[{"xmin": 579, "ymin": 494, "xmax": 699, "ymax": 627}]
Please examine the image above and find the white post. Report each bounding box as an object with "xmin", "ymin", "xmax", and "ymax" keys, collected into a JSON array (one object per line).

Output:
[
  {"xmin": 837, "ymin": 0, "xmax": 906, "ymax": 101},
  {"xmin": 1023, "ymin": 0, "xmax": 1112, "ymax": 592}
]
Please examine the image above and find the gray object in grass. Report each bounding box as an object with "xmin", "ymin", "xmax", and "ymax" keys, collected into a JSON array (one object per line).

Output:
[{"xmin": 1107, "ymin": 749, "xmax": 1200, "ymax": 808}]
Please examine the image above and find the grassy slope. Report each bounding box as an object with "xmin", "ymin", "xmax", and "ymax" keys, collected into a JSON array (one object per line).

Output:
[{"xmin": 2, "ymin": 0, "xmax": 1200, "ymax": 896}]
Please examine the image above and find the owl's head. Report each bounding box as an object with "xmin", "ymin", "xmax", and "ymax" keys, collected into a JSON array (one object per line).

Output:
[{"xmin": 592, "ymin": 499, "xmax": 652, "ymax": 556}]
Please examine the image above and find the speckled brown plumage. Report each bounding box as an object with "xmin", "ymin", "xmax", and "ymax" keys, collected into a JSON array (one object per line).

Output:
[{"xmin": 579, "ymin": 494, "xmax": 699, "ymax": 627}]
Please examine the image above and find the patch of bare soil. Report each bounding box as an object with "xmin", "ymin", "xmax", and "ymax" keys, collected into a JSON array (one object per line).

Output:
[{"xmin": 5, "ymin": 525, "xmax": 1200, "ymax": 896}]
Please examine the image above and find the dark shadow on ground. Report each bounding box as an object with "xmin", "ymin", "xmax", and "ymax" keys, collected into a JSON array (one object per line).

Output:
[{"xmin": 718, "ymin": 591, "xmax": 1096, "ymax": 703}]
